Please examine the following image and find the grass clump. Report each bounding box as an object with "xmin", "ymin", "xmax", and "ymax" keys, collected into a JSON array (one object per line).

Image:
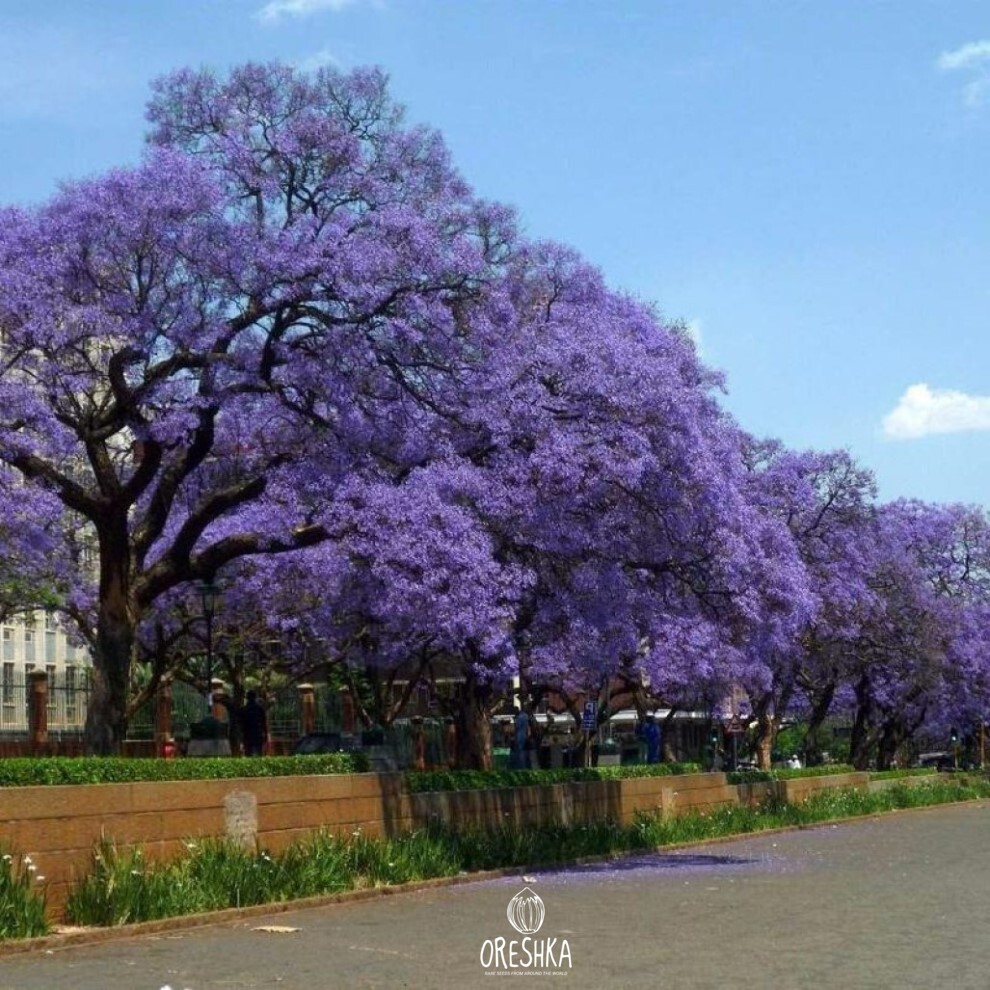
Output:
[
  {"xmin": 66, "ymin": 833, "xmax": 357, "ymax": 925},
  {"xmin": 0, "ymin": 850, "xmax": 49, "ymax": 940},
  {"xmin": 66, "ymin": 828, "xmax": 463, "ymax": 927}
]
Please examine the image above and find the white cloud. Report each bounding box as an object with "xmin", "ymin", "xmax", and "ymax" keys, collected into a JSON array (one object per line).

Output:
[
  {"xmin": 937, "ymin": 40, "xmax": 990, "ymax": 72},
  {"xmin": 882, "ymin": 383, "xmax": 990, "ymax": 440},
  {"xmin": 936, "ymin": 39, "xmax": 990, "ymax": 107},
  {"xmin": 257, "ymin": 0, "xmax": 359, "ymax": 23}
]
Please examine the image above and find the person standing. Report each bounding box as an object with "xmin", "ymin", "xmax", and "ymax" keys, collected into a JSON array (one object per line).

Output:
[
  {"xmin": 241, "ymin": 690, "xmax": 268, "ymax": 757},
  {"xmin": 644, "ymin": 717, "xmax": 661, "ymax": 764},
  {"xmin": 512, "ymin": 707, "xmax": 531, "ymax": 769}
]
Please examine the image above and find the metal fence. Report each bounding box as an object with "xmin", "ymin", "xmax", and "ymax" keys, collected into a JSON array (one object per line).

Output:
[
  {"xmin": 0, "ymin": 671, "xmax": 315, "ymax": 742},
  {"xmin": 0, "ymin": 671, "xmax": 454, "ymax": 766},
  {"xmin": 0, "ymin": 667, "xmax": 88, "ymax": 735}
]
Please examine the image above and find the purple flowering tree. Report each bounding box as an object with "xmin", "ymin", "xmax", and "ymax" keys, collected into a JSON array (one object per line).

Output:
[
  {"xmin": 741, "ymin": 444, "xmax": 879, "ymax": 766},
  {"xmin": 419, "ymin": 246, "xmax": 811, "ymax": 762},
  {"xmin": 0, "ymin": 64, "xmax": 511, "ymax": 752},
  {"xmin": 847, "ymin": 500, "xmax": 990, "ymax": 768}
]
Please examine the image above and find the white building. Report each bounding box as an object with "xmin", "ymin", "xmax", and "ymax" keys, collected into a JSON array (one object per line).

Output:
[{"xmin": 0, "ymin": 611, "xmax": 90, "ymax": 732}]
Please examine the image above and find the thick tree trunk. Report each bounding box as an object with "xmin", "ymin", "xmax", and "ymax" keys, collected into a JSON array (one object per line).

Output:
[
  {"xmin": 86, "ymin": 610, "xmax": 134, "ymax": 755},
  {"xmin": 849, "ymin": 673, "xmax": 873, "ymax": 770},
  {"xmin": 755, "ymin": 713, "xmax": 776, "ymax": 769},
  {"xmin": 456, "ymin": 671, "xmax": 493, "ymax": 770},
  {"xmin": 662, "ymin": 708, "xmax": 679, "ymax": 763},
  {"xmin": 86, "ymin": 528, "xmax": 136, "ymax": 755},
  {"xmin": 876, "ymin": 720, "xmax": 903, "ymax": 771},
  {"xmin": 801, "ymin": 681, "xmax": 836, "ymax": 766}
]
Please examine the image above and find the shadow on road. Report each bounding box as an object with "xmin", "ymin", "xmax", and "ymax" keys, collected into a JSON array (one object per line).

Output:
[{"xmin": 510, "ymin": 851, "xmax": 757, "ymax": 880}]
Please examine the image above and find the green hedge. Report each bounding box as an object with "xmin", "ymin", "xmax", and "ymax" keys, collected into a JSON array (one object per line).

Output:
[
  {"xmin": 776, "ymin": 764, "xmax": 857, "ymax": 778},
  {"xmin": 726, "ymin": 764, "xmax": 857, "ymax": 784},
  {"xmin": 0, "ymin": 754, "xmax": 367, "ymax": 787},
  {"xmin": 405, "ymin": 762, "xmax": 702, "ymax": 793},
  {"xmin": 727, "ymin": 765, "xmax": 943, "ymax": 784}
]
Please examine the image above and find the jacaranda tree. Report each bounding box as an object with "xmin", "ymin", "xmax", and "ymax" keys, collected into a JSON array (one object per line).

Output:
[{"xmin": 0, "ymin": 63, "xmax": 513, "ymax": 752}]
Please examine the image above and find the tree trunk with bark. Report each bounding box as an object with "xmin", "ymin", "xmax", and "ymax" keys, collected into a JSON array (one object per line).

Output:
[
  {"xmin": 876, "ymin": 719, "xmax": 903, "ymax": 771},
  {"xmin": 86, "ymin": 537, "xmax": 137, "ymax": 755},
  {"xmin": 456, "ymin": 670, "xmax": 494, "ymax": 770},
  {"xmin": 849, "ymin": 673, "xmax": 874, "ymax": 770},
  {"xmin": 662, "ymin": 708, "xmax": 679, "ymax": 763},
  {"xmin": 801, "ymin": 680, "xmax": 836, "ymax": 766},
  {"xmin": 755, "ymin": 712, "xmax": 777, "ymax": 769}
]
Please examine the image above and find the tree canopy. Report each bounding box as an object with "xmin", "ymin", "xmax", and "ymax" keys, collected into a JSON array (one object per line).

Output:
[{"xmin": 0, "ymin": 61, "xmax": 986, "ymax": 765}]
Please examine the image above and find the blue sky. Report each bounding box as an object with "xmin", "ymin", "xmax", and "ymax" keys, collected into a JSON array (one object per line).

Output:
[{"xmin": 2, "ymin": 1, "xmax": 989, "ymax": 506}]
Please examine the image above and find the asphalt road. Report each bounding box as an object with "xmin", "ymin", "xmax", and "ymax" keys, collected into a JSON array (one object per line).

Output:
[{"xmin": 2, "ymin": 801, "xmax": 990, "ymax": 990}]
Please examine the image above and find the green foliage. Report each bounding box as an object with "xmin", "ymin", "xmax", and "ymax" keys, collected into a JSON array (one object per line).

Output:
[
  {"xmin": 405, "ymin": 762, "xmax": 702, "ymax": 793},
  {"xmin": 432, "ymin": 819, "xmax": 636, "ymax": 871},
  {"xmin": 66, "ymin": 829, "xmax": 461, "ymax": 927},
  {"xmin": 0, "ymin": 754, "xmax": 367, "ymax": 788},
  {"xmin": 775, "ymin": 764, "xmax": 856, "ymax": 779},
  {"xmin": 726, "ymin": 765, "xmax": 856, "ymax": 784},
  {"xmin": 66, "ymin": 834, "xmax": 357, "ymax": 925},
  {"xmin": 867, "ymin": 767, "xmax": 937, "ymax": 779},
  {"xmin": 773, "ymin": 723, "xmax": 806, "ymax": 758},
  {"xmin": 788, "ymin": 778, "xmax": 990, "ymax": 819},
  {"xmin": 0, "ymin": 850, "xmax": 49, "ymax": 940},
  {"xmin": 343, "ymin": 829, "xmax": 461, "ymax": 886}
]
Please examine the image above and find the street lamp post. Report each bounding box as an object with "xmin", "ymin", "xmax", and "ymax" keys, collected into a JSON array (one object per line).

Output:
[{"xmin": 198, "ymin": 580, "xmax": 219, "ymax": 715}]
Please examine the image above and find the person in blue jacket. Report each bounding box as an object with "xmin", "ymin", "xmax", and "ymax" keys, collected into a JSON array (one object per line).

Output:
[{"xmin": 643, "ymin": 716, "xmax": 661, "ymax": 764}]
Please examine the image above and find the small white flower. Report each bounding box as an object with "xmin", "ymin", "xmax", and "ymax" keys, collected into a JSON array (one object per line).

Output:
[
  {"xmin": 23, "ymin": 856, "xmax": 33, "ymax": 865},
  {"xmin": 27, "ymin": 864, "xmax": 37, "ymax": 873},
  {"xmin": 35, "ymin": 875, "xmax": 46, "ymax": 882},
  {"xmin": 2, "ymin": 854, "xmax": 11, "ymax": 863}
]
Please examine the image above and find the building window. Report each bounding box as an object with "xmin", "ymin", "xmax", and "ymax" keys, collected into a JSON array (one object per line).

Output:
[
  {"xmin": 23, "ymin": 630, "xmax": 34, "ymax": 664},
  {"xmin": 22, "ymin": 663, "xmax": 34, "ymax": 722},
  {"xmin": 1, "ymin": 662, "xmax": 13, "ymax": 727},
  {"xmin": 65, "ymin": 665, "xmax": 77, "ymax": 724},
  {"xmin": 46, "ymin": 664, "xmax": 56, "ymax": 720}
]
